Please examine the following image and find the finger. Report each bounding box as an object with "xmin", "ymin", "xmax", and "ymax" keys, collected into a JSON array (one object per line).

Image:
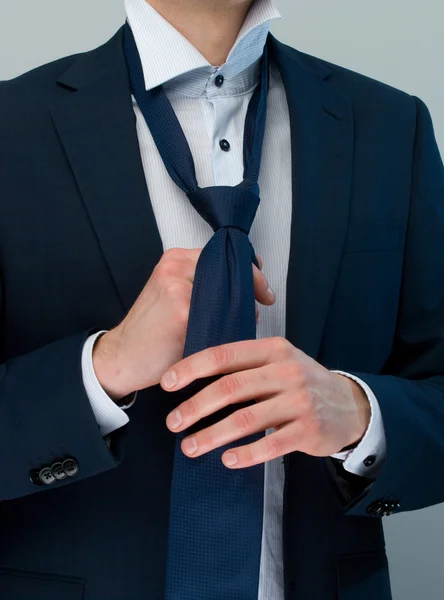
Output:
[
  {"xmin": 255, "ymin": 254, "xmax": 263, "ymax": 270},
  {"xmin": 253, "ymin": 263, "xmax": 275, "ymax": 306},
  {"xmin": 158, "ymin": 248, "xmax": 203, "ymax": 285},
  {"xmin": 166, "ymin": 363, "xmax": 289, "ymax": 432},
  {"xmin": 179, "ymin": 395, "xmax": 298, "ymax": 459},
  {"xmin": 255, "ymin": 302, "xmax": 259, "ymax": 324},
  {"xmin": 160, "ymin": 337, "xmax": 296, "ymax": 391},
  {"xmin": 221, "ymin": 421, "xmax": 303, "ymax": 468},
  {"xmin": 185, "ymin": 248, "xmax": 204, "ymax": 284}
]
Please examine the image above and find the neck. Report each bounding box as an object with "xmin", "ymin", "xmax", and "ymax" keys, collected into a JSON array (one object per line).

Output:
[{"xmin": 145, "ymin": 0, "xmax": 255, "ymax": 66}]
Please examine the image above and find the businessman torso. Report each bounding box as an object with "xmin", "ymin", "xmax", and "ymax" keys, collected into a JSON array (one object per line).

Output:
[{"xmin": 0, "ymin": 24, "xmax": 420, "ymax": 600}]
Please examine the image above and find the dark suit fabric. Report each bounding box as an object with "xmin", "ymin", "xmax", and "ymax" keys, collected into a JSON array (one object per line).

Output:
[{"xmin": 0, "ymin": 25, "xmax": 443, "ymax": 600}]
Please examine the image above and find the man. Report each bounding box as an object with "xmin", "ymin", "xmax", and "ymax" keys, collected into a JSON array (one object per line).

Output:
[{"xmin": 0, "ymin": 0, "xmax": 443, "ymax": 598}]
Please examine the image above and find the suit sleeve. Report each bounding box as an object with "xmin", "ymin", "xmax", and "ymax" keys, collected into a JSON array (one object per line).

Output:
[
  {"xmin": 0, "ymin": 322, "xmax": 127, "ymax": 501},
  {"xmin": 332, "ymin": 95, "xmax": 444, "ymax": 517}
]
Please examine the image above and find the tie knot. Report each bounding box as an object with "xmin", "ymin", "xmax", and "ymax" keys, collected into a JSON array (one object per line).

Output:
[{"xmin": 186, "ymin": 186, "xmax": 260, "ymax": 235}]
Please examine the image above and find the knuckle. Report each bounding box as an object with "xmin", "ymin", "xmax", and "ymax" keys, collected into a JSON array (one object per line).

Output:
[
  {"xmin": 305, "ymin": 421, "xmax": 323, "ymax": 452},
  {"xmin": 299, "ymin": 368, "xmax": 310, "ymax": 387},
  {"xmin": 186, "ymin": 396, "xmax": 199, "ymax": 418},
  {"xmin": 297, "ymin": 388, "xmax": 312, "ymax": 412},
  {"xmin": 218, "ymin": 374, "xmax": 241, "ymax": 398},
  {"xmin": 164, "ymin": 280, "xmax": 186, "ymax": 295},
  {"xmin": 271, "ymin": 336, "xmax": 291, "ymax": 357},
  {"xmin": 232, "ymin": 407, "xmax": 256, "ymax": 433},
  {"xmin": 156, "ymin": 256, "xmax": 187, "ymax": 280},
  {"xmin": 201, "ymin": 428, "xmax": 214, "ymax": 449},
  {"xmin": 210, "ymin": 344, "xmax": 233, "ymax": 367},
  {"xmin": 276, "ymin": 361, "xmax": 300, "ymax": 383},
  {"xmin": 242, "ymin": 444, "xmax": 255, "ymax": 465},
  {"xmin": 153, "ymin": 262, "xmax": 177, "ymax": 281},
  {"xmin": 177, "ymin": 359, "xmax": 194, "ymax": 383},
  {"xmin": 163, "ymin": 247, "xmax": 183, "ymax": 261}
]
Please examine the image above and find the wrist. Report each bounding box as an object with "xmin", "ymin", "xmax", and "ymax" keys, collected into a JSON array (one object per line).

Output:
[
  {"xmin": 92, "ymin": 329, "xmax": 135, "ymax": 401},
  {"xmin": 333, "ymin": 373, "xmax": 371, "ymax": 449},
  {"xmin": 347, "ymin": 379, "xmax": 371, "ymax": 447}
]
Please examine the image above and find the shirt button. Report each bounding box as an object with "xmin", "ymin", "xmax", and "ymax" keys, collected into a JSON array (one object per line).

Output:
[
  {"xmin": 219, "ymin": 139, "xmax": 230, "ymax": 152},
  {"xmin": 214, "ymin": 74, "xmax": 224, "ymax": 87},
  {"xmin": 363, "ymin": 455, "xmax": 376, "ymax": 467}
]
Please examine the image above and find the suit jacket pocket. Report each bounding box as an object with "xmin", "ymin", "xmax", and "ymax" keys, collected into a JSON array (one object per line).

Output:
[
  {"xmin": 0, "ymin": 567, "xmax": 85, "ymax": 600},
  {"xmin": 343, "ymin": 220, "xmax": 399, "ymax": 254},
  {"xmin": 337, "ymin": 550, "xmax": 392, "ymax": 600}
]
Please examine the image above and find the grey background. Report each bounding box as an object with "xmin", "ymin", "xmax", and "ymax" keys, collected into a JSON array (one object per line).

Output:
[{"xmin": 1, "ymin": 1, "xmax": 443, "ymax": 598}]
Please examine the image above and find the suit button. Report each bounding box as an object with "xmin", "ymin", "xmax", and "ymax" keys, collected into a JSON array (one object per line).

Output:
[
  {"xmin": 62, "ymin": 458, "xmax": 79, "ymax": 477},
  {"xmin": 38, "ymin": 467, "xmax": 56, "ymax": 485},
  {"xmin": 51, "ymin": 462, "xmax": 67, "ymax": 480},
  {"xmin": 363, "ymin": 455, "xmax": 376, "ymax": 467}
]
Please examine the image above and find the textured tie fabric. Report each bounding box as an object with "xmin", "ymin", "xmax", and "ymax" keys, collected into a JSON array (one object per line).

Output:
[{"xmin": 123, "ymin": 21, "xmax": 270, "ymax": 600}]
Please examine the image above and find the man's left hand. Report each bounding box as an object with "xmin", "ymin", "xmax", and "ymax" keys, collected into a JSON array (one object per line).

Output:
[{"xmin": 161, "ymin": 337, "xmax": 371, "ymax": 468}]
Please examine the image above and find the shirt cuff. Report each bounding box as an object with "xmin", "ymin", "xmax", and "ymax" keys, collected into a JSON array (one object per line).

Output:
[
  {"xmin": 81, "ymin": 330, "xmax": 131, "ymax": 437},
  {"xmin": 329, "ymin": 370, "xmax": 387, "ymax": 478}
]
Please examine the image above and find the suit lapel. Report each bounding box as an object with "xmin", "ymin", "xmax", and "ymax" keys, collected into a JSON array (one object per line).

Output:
[
  {"xmin": 269, "ymin": 35, "xmax": 355, "ymax": 361},
  {"xmin": 50, "ymin": 26, "xmax": 164, "ymax": 314}
]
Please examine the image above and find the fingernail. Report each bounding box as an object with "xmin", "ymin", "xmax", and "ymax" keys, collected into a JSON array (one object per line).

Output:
[
  {"xmin": 167, "ymin": 409, "xmax": 182, "ymax": 430},
  {"xmin": 267, "ymin": 286, "xmax": 275, "ymax": 300},
  {"xmin": 183, "ymin": 437, "xmax": 198, "ymax": 455},
  {"xmin": 224, "ymin": 452, "xmax": 238, "ymax": 466},
  {"xmin": 162, "ymin": 370, "xmax": 177, "ymax": 389}
]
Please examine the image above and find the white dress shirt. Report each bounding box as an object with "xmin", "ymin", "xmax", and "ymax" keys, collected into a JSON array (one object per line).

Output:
[{"xmin": 81, "ymin": 0, "xmax": 387, "ymax": 597}]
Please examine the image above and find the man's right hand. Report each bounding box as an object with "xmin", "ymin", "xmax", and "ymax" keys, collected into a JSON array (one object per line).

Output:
[{"xmin": 92, "ymin": 248, "xmax": 275, "ymax": 401}]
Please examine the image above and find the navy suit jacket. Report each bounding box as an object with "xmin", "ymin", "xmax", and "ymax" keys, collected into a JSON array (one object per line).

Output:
[{"xmin": 0, "ymin": 25, "xmax": 443, "ymax": 600}]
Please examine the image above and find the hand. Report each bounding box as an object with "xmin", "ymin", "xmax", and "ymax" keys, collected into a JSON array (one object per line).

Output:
[
  {"xmin": 161, "ymin": 337, "xmax": 371, "ymax": 468},
  {"xmin": 93, "ymin": 248, "xmax": 275, "ymax": 400}
]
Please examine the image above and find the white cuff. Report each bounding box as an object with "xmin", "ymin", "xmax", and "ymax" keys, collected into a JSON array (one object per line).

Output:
[
  {"xmin": 81, "ymin": 330, "xmax": 131, "ymax": 437},
  {"xmin": 329, "ymin": 371, "xmax": 387, "ymax": 478}
]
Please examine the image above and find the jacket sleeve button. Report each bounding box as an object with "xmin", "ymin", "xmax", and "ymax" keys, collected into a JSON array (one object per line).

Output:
[
  {"xmin": 62, "ymin": 458, "xmax": 79, "ymax": 477},
  {"xmin": 29, "ymin": 469, "xmax": 43, "ymax": 486},
  {"xmin": 367, "ymin": 500, "xmax": 384, "ymax": 516},
  {"xmin": 386, "ymin": 501, "xmax": 401, "ymax": 516},
  {"xmin": 38, "ymin": 467, "xmax": 56, "ymax": 485},
  {"xmin": 51, "ymin": 462, "xmax": 67, "ymax": 480}
]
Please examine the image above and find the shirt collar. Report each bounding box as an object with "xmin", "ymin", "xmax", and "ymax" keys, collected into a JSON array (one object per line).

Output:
[{"xmin": 124, "ymin": 0, "xmax": 281, "ymax": 97}]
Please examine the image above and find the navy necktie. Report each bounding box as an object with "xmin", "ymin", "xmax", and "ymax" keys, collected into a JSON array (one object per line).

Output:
[{"xmin": 123, "ymin": 21, "xmax": 270, "ymax": 600}]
